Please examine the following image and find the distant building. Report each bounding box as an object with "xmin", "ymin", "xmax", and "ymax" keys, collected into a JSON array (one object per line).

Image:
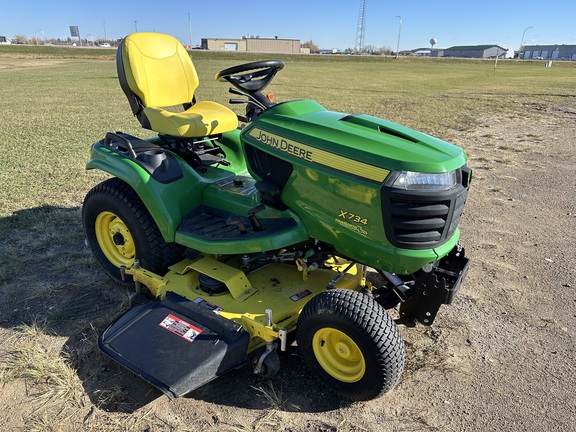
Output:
[
  {"xmin": 201, "ymin": 37, "xmax": 301, "ymax": 54},
  {"xmin": 431, "ymin": 45, "xmax": 507, "ymax": 59},
  {"xmin": 522, "ymin": 44, "xmax": 576, "ymax": 60},
  {"xmin": 407, "ymin": 48, "xmax": 431, "ymax": 57}
]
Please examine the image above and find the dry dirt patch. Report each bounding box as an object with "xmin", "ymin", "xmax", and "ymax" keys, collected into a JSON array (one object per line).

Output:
[{"xmin": 0, "ymin": 57, "xmax": 66, "ymax": 70}]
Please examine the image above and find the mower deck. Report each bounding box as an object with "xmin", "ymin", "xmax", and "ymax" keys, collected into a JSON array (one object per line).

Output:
[
  {"xmin": 134, "ymin": 256, "xmax": 364, "ymax": 349},
  {"xmin": 98, "ymin": 255, "xmax": 366, "ymax": 398}
]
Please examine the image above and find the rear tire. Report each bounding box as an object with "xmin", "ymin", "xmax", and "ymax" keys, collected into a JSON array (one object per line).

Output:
[
  {"xmin": 82, "ymin": 178, "xmax": 184, "ymax": 286},
  {"xmin": 297, "ymin": 289, "xmax": 405, "ymax": 401}
]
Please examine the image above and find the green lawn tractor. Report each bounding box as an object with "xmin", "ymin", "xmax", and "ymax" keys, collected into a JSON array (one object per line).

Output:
[{"xmin": 82, "ymin": 32, "xmax": 471, "ymax": 402}]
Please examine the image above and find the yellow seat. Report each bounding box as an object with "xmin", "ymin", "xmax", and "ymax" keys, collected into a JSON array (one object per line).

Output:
[{"xmin": 117, "ymin": 32, "xmax": 238, "ymax": 137}]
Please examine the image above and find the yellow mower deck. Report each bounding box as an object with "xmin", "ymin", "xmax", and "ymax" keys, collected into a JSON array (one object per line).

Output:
[
  {"xmin": 129, "ymin": 255, "xmax": 365, "ymax": 352},
  {"xmin": 99, "ymin": 256, "xmax": 366, "ymax": 399}
]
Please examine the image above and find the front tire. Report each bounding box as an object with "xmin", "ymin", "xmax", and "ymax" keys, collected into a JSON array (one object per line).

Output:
[
  {"xmin": 297, "ymin": 289, "xmax": 405, "ymax": 401},
  {"xmin": 82, "ymin": 178, "xmax": 183, "ymax": 286}
]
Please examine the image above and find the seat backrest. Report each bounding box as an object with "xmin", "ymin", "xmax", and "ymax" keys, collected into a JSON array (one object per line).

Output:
[{"xmin": 117, "ymin": 32, "xmax": 199, "ymax": 116}]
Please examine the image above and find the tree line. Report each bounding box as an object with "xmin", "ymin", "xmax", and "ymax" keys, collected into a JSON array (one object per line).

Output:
[{"xmin": 301, "ymin": 40, "xmax": 393, "ymax": 55}]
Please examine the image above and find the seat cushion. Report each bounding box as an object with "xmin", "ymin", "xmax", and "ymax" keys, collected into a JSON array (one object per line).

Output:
[
  {"xmin": 143, "ymin": 101, "xmax": 238, "ymax": 137},
  {"xmin": 121, "ymin": 33, "xmax": 199, "ymax": 109}
]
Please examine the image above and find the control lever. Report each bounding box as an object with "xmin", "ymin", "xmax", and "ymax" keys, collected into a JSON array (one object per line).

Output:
[
  {"xmin": 229, "ymin": 87, "xmax": 248, "ymax": 96},
  {"xmin": 226, "ymin": 215, "xmax": 247, "ymax": 233},
  {"xmin": 228, "ymin": 87, "xmax": 267, "ymax": 110},
  {"xmin": 248, "ymin": 204, "xmax": 266, "ymax": 231}
]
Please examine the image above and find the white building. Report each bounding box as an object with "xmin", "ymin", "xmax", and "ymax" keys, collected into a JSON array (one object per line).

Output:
[
  {"xmin": 431, "ymin": 45, "xmax": 508, "ymax": 59},
  {"xmin": 201, "ymin": 37, "xmax": 301, "ymax": 54},
  {"xmin": 522, "ymin": 45, "xmax": 576, "ymax": 61}
]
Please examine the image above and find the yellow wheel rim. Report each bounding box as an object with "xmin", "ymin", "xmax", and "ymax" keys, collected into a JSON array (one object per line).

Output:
[
  {"xmin": 95, "ymin": 211, "xmax": 135, "ymax": 267},
  {"xmin": 312, "ymin": 327, "xmax": 366, "ymax": 383}
]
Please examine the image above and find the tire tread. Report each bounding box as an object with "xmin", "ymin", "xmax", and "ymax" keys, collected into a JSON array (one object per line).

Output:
[{"xmin": 298, "ymin": 289, "xmax": 405, "ymax": 401}]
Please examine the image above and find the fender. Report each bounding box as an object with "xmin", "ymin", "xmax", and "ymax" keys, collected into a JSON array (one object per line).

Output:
[{"xmin": 86, "ymin": 131, "xmax": 245, "ymax": 242}]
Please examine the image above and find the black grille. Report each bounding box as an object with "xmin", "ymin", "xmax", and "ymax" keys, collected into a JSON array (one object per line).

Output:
[{"xmin": 381, "ymin": 169, "xmax": 470, "ymax": 250}]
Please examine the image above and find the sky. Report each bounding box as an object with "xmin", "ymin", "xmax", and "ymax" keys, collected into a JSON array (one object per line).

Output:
[{"xmin": 1, "ymin": 0, "xmax": 575, "ymax": 53}]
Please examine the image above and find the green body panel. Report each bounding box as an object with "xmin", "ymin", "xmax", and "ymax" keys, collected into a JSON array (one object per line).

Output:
[
  {"xmin": 86, "ymin": 129, "xmax": 247, "ymax": 242},
  {"xmin": 241, "ymin": 100, "xmax": 468, "ymax": 273},
  {"xmin": 244, "ymin": 100, "xmax": 467, "ymax": 173}
]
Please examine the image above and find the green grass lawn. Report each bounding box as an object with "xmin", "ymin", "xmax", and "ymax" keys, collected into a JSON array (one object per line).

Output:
[{"xmin": 1, "ymin": 46, "xmax": 574, "ymax": 218}]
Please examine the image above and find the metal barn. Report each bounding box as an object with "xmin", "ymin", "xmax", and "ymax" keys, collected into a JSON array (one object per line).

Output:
[
  {"xmin": 522, "ymin": 44, "xmax": 576, "ymax": 60},
  {"xmin": 432, "ymin": 45, "xmax": 508, "ymax": 59},
  {"xmin": 201, "ymin": 37, "xmax": 301, "ymax": 54}
]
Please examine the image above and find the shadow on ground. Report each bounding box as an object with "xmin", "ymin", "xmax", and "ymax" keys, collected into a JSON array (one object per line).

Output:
[{"xmin": 0, "ymin": 205, "xmax": 124, "ymax": 335}]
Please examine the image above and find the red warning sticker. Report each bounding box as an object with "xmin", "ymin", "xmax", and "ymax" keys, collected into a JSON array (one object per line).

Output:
[{"xmin": 159, "ymin": 314, "xmax": 202, "ymax": 343}]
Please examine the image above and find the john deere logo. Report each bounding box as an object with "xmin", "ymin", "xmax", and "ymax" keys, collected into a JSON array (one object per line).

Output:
[
  {"xmin": 251, "ymin": 129, "xmax": 313, "ymax": 161},
  {"xmin": 248, "ymin": 127, "xmax": 390, "ymax": 183}
]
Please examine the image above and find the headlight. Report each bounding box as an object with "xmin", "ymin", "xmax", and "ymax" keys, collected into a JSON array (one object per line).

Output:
[{"xmin": 387, "ymin": 170, "xmax": 457, "ymax": 191}]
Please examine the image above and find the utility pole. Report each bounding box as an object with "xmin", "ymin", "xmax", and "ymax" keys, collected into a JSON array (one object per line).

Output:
[
  {"xmin": 188, "ymin": 13, "xmax": 192, "ymax": 48},
  {"xmin": 355, "ymin": 0, "xmax": 366, "ymax": 54},
  {"xmin": 519, "ymin": 26, "xmax": 532, "ymax": 60},
  {"xmin": 395, "ymin": 16, "xmax": 402, "ymax": 59}
]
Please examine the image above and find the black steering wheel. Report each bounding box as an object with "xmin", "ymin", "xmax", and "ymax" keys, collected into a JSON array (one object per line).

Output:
[{"xmin": 216, "ymin": 60, "xmax": 284, "ymax": 93}]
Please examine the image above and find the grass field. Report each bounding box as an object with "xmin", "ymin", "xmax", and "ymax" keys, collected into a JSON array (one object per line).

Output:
[
  {"xmin": 1, "ymin": 45, "xmax": 574, "ymax": 218},
  {"xmin": 0, "ymin": 45, "xmax": 575, "ymax": 430}
]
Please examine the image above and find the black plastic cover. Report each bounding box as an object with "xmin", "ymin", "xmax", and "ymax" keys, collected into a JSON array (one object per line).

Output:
[
  {"xmin": 243, "ymin": 144, "xmax": 293, "ymax": 188},
  {"xmin": 99, "ymin": 292, "xmax": 249, "ymax": 399},
  {"xmin": 101, "ymin": 132, "xmax": 184, "ymax": 184}
]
